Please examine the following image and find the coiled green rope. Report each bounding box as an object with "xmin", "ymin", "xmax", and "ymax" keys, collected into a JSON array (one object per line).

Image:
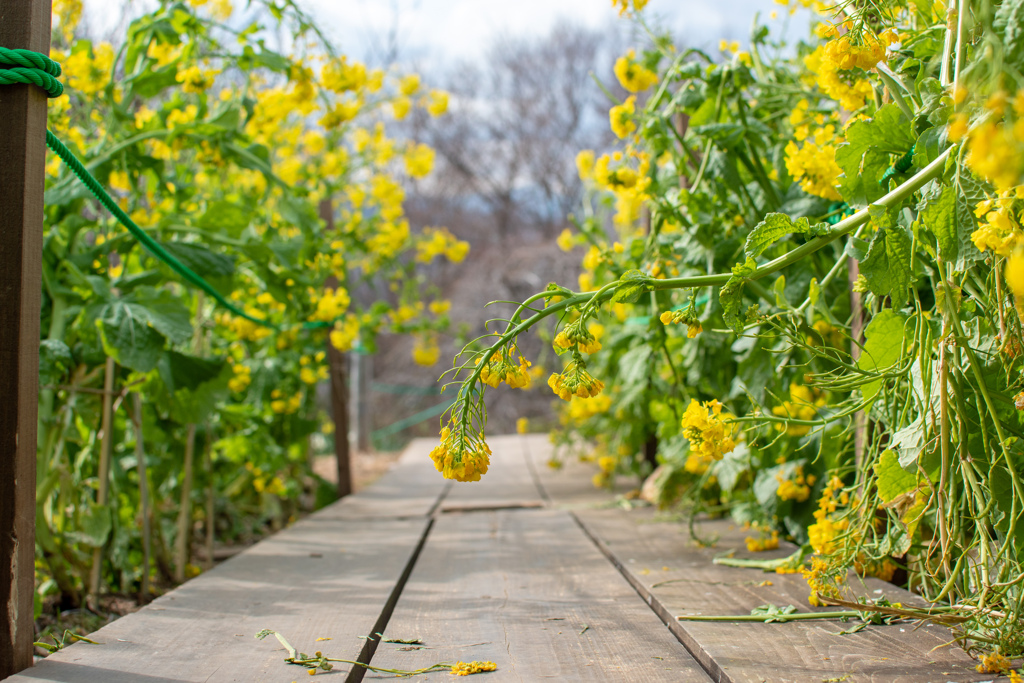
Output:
[{"xmin": 0, "ymin": 47, "xmax": 64, "ymax": 97}]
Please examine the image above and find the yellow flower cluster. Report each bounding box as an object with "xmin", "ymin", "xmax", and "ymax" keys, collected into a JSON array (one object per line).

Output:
[
  {"xmin": 480, "ymin": 349, "xmax": 532, "ymax": 389},
  {"xmin": 776, "ymin": 465, "xmax": 816, "ymax": 502},
  {"xmin": 413, "ymin": 334, "xmax": 440, "ymax": 367},
  {"xmin": 660, "ymin": 309, "xmax": 703, "ymax": 338},
  {"xmin": 592, "ymin": 453, "xmax": 618, "ymax": 489},
  {"xmin": 972, "ymin": 202, "xmax": 1022, "ymax": 257},
  {"xmin": 548, "ymin": 359, "xmax": 605, "ymax": 401},
  {"xmin": 450, "ymin": 661, "xmax": 498, "ymax": 676},
  {"xmin": 554, "ymin": 320, "xmax": 602, "ymax": 354},
  {"xmin": 771, "ymin": 383, "xmax": 826, "ymax": 436},
  {"xmin": 562, "ymin": 393, "xmax": 612, "ymax": 424},
  {"xmin": 176, "ymin": 65, "xmax": 219, "ymax": 94},
  {"xmin": 784, "ymin": 119, "xmax": 843, "ymax": 201},
  {"xmin": 310, "ymin": 287, "xmax": 351, "ymax": 323},
  {"xmin": 218, "ymin": 308, "xmax": 272, "ymax": 342},
  {"xmin": 801, "ymin": 555, "xmax": 845, "ymax": 606},
  {"xmin": 404, "ymin": 142, "xmax": 435, "ymax": 178},
  {"xmin": 614, "ymin": 50, "xmax": 657, "ymax": 93},
  {"xmin": 430, "ymin": 426, "xmax": 491, "ymax": 482},
  {"xmin": 611, "ymin": 0, "xmax": 649, "ymax": 16},
  {"xmin": 228, "ymin": 364, "xmax": 251, "ymax": 393},
  {"xmin": 806, "ymin": 476, "xmax": 849, "ymax": 555},
  {"xmin": 745, "ymin": 530, "xmax": 780, "ymax": 552},
  {"xmin": 976, "ymin": 652, "xmax": 1013, "ymax": 675},
  {"xmin": 610, "ymin": 96, "xmax": 637, "ymax": 139},
  {"xmin": 416, "ymin": 227, "xmax": 470, "ymax": 263},
  {"xmin": 329, "ymin": 314, "xmax": 360, "ymax": 352},
  {"xmin": 680, "ymin": 399, "xmax": 737, "ymax": 463},
  {"xmin": 962, "ymin": 90, "xmax": 1024, "ymax": 191},
  {"xmin": 592, "ymin": 152, "xmax": 651, "ymax": 228},
  {"xmin": 803, "ymin": 43, "xmax": 876, "ymax": 112},
  {"xmin": 299, "ymin": 354, "xmax": 329, "ymax": 384},
  {"xmin": 270, "ymin": 389, "xmax": 302, "ymax": 414},
  {"xmin": 63, "ymin": 42, "xmax": 115, "ymax": 96}
]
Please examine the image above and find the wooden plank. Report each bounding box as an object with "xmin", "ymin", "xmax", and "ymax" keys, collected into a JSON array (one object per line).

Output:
[
  {"xmin": 0, "ymin": 1, "xmax": 51, "ymax": 678},
  {"xmin": 317, "ymin": 438, "xmax": 449, "ymax": 520},
  {"xmin": 367, "ymin": 508, "xmax": 711, "ymax": 681},
  {"xmin": 575, "ymin": 508, "xmax": 989, "ymax": 683},
  {"xmin": 440, "ymin": 434, "xmax": 544, "ymax": 511},
  {"xmin": 3, "ymin": 516, "xmax": 431, "ymax": 683},
  {"xmin": 522, "ymin": 435, "xmax": 637, "ymax": 508}
]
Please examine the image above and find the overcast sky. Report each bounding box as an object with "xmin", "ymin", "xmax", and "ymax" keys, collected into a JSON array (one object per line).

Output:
[{"xmin": 83, "ymin": 0, "xmax": 808, "ymax": 66}]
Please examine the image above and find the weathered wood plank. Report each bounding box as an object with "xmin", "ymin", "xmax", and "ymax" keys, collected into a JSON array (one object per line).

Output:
[
  {"xmin": 3, "ymin": 517, "xmax": 431, "ymax": 683},
  {"xmin": 367, "ymin": 508, "xmax": 711, "ymax": 681},
  {"xmin": 0, "ymin": 1, "xmax": 51, "ymax": 677},
  {"xmin": 440, "ymin": 434, "xmax": 544, "ymax": 512},
  {"xmin": 317, "ymin": 437, "xmax": 449, "ymax": 520},
  {"xmin": 575, "ymin": 507, "xmax": 988, "ymax": 683},
  {"xmin": 523, "ymin": 435, "xmax": 638, "ymax": 507}
]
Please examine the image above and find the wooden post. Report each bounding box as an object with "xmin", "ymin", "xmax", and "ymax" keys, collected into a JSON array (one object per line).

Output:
[
  {"xmin": 88, "ymin": 356, "xmax": 116, "ymax": 603},
  {"xmin": 319, "ymin": 199, "xmax": 352, "ymax": 497},
  {"xmin": 0, "ymin": 3, "xmax": 50, "ymax": 675}
]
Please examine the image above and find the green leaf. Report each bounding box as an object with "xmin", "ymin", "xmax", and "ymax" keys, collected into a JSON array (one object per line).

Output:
[
  {"xmin": 995, "ymin": 0, "xmax": 1024, "ymax": 73},
  {"xmin": 99, "ymin": 303, "xmax": 168, "ymax": 373},
  {"xmin": 67, "ymin": 503, "xmax": 111, "ymax": 547},
  {"xmin": 848, "ymin": 207, "xmax": 914, "ymax": 307},
  {"xmin": 39, "ymin": 339, "xmax": 73, "ymax": 386},
  {"xmin": 875, "ymin": 450, "xmax": 917, "ymax": 503},
  {"xmin": 745, "ymin": 213, "xmax": 802, "ymax": 260},
  {"xmin": 612, "ymin": 270, "xmax": 652, "ymax": 304},
  {"xmin": 858, "ymin": 309, "xmax": 909, "ymax": 402},
  {"xmin": 162, "ymin": 242, "xmax": 235, "ymax": 294},
  {"xmin": 919, "ymin": 184, "xmax": 959, "ymax": 264},
  {"xmin": 836, "ymin": 105, "xmax": 916, "ymax": 206},
  {"xmin": 158, "ymin": 352, "xmax": 231, "ymax": 424},
  {"xmin": 195, "ymin": 201, "xmax": 253, "ymax": 238},
  {"xmin": 129, "ymin": 288, "xmax": 193, "ymax": 344}
]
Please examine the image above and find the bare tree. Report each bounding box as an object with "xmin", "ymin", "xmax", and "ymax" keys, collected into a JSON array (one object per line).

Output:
[{"xmin": 407, "ymin": 20, "xmax": 626, "ymax": 244}]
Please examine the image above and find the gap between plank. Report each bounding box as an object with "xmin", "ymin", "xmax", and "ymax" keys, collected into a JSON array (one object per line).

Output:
[
  {"xmin": 346, "ymin": 478, "xmax": 453, "ymax": 681},
  {"xmin": 569, "ymin": 512, "xmax": 729, "ymax": 683}
]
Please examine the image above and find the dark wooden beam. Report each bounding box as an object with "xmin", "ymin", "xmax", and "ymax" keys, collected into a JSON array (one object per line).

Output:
[
  {"xmin": 0, "ymin": 0, "xmax": 51, "ymax": 677},
  {"xmin": 319, "ymin": 199, "xmax": 352, "ymax": 497}
]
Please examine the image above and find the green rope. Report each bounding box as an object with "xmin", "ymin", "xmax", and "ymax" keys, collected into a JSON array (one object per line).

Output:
[
  {"xmin": 879, "ymin": 144, "xmax": 916, "ymax": 185},
  {"xmin": 0, "ymin": 47, "xmax": 63, "ymax": 97},
  {"xmin": 45, "ymin": 130, "xmax": 275, "ymax": 328}
]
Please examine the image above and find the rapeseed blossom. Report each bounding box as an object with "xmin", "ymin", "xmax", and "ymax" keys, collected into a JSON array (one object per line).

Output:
[
  {"xmin": 548, "ymin": 359, "xmax": 605, "ymax": 401},
  {"xmin": 614, "ymin": 50, "xmax": 658, "ymax": 93},
  {"xmin": 610, "ymin": 96, "xmax": 637, "ymax": 139},
  {"xmin": 430, "ymin": 426, "xmax": 491, "ymax": 482},
  {"xmin": 680, "ymin": 399, "xmax": 737, "ymax": 463}
]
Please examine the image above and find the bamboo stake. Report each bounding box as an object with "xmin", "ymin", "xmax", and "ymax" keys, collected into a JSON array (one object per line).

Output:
[
  {"xmin": 204, "ymin": 422, "xmax": 215, "ymax": 571},
  {"xmin": 131, "ymin": 393, "xmax": 151, "ymax": 600},
  {"xmin": 88, "ymin": 356, "xmax": 116, "ymax": 603},
  {"xmin": 174, "ymin": 423, "xmax": 196, "ymax": 583}
]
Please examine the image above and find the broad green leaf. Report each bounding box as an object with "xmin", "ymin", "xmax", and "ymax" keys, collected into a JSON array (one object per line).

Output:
[
  {"xmin": 920, "ymin": 184, "xmax": 959, "ymax": 264},
  {"xmin": 848, "ymin": 207, "xmax": 914, "ymax": 307},
  {"xmin": 99, "ymin": 303, "xmax": 168, "ymax": 372},
  {"xmin": 196, "ymin": 200, "xmax": 253, "ymax": 238},
  {"xmin": 67, "ymin": 503, "xmax": 111, "ymax": 547},
  {"xmin": 39, "ymin": 339, "xmax": 73, "ymax": 386},
  {"xmin": 744, "ymin": 213, "xmax": 828, "ymax": 260},
  {"xmin": 875, "ymin": 450, "xmax": 917, "ymax": 503},
  {"xmin": 836, "ymin": 105, "xmax": 916, "ymax": 206},
  {"xmin": 995, "ymin": 0, "xmax": 1024, "ymax": 72},
  {"xmin": 129, "ymin": 288, "xmax": 193, "ymax": 344},
  {"xmin": 162, "ymin": 242, "xmax": 235, "ymax": 294},
  {"xmin": 858, "ymin": 309, "xmax": 909, "ymax": 401}
]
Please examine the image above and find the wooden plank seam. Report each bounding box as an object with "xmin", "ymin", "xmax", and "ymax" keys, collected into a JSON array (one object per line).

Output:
[{"xmin": 569, "ymin": 511, "xmax": 728, "ymax": 683}]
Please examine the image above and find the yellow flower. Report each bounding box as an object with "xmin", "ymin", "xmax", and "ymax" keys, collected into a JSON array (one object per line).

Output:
[
  {"xmin": 429, "ymin": 299, "xmax": 451, "ymax": 315},
  {"xmin": 548, "ymin": 359, "xmax": 604, "ymax": 401},
  {"xmin": 176, "ymin": 65, "xmax": 218, "ymax": 94},
  {"xmin": 947, "ymin": 113, "xmax": 968, "ymax": 142},
  {"xmin": 413, "ymin": 335, "xmax": 440, "ymax": 366},
  {"xmin": 976, "ymin": 652, "xmax": 1012, "ymax": 675},
  {"xmin": 404, "ymin": 142, "xmax": 435, "ymax": 178},
  {"xmin": 329, "ymin": 314, "xmax": 360, "ymax": 352},
  {"xmin": 609, "ymin": 96, "xmax": 637, "ymax": 139},
  {"xmin": 480, "ymin": 349, "xmax": 533, "ymax": 389},
  {"xmin": 614, "ymin": 49, "xmax": 658, "ymax": 93},
  {"xmin": 611, "ymin": 0, "xmax": 648, "ymax": 15},
  {"xmin": 745, "ymin": 531, "xmax": 780, "ymax": 552},
  {"xmin": 450, "ymin": 661, "xmax": 497, "ymax": 676},
  {"xmin": 557, "ymin": 228, "xmax": 576, "ymax": 252},
  {"xmin": 1008, "ymin": 250, "xmax": 1024, "ymax": 300},
  {"xmin": 392, "ymin": 96, "xmax": 411, "ymax": 120},
  {"xmin": 516, "ymin": 417, "xmax": 529, "ymax": 434},
  {"xmin": 680, "ymin": 399, "xmax": 736, "ymax": 462},
  {"xmin": 430, "ymin": 426, "xmax": 491, "ymax": 482},
  {"xmin": 425, "ymin": 89, "xmax": 449, "ymax": 116},
  {"xmin": 134, "ymin": 105, "xmax": 156, "ymax": 129},
  {"xmin": 576, "ymin": 149, "xmax": 595, "ymax": 182}
]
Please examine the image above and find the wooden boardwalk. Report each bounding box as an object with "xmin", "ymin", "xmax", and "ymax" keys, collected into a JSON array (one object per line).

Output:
[{"xmin": 4, "ymin": 435, "xmax": 990, "ymax": 682}]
